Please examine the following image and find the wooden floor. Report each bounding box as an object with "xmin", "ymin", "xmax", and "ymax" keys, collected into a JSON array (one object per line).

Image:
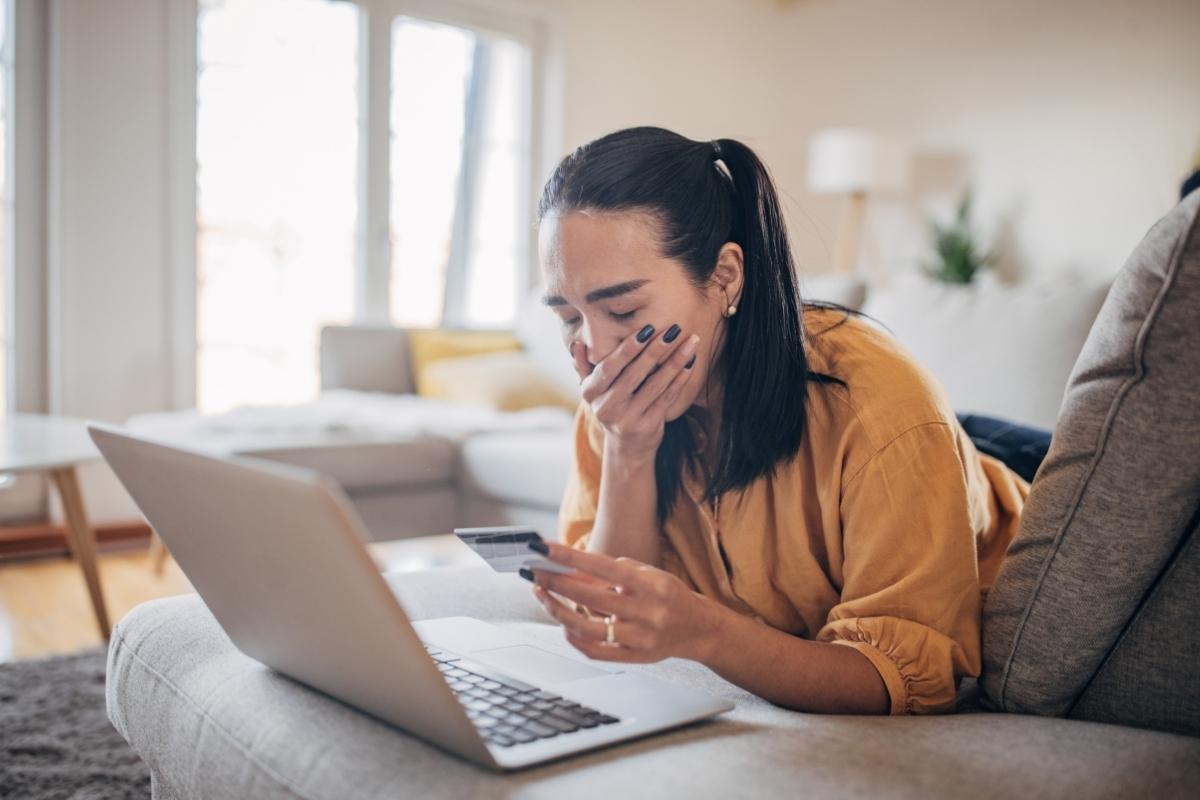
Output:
[
  {"xmin": 0, "ymin": 534, "xmax": 478, "ymax": 664},
  {"xmin": 0, "ymin": 546, "xmax": 191, "ymax": 662}
]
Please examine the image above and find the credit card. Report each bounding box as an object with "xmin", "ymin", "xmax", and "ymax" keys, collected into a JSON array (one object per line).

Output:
[{"xmin": 453, "ymin": 527, "xmax": 578, "ymax": 575}]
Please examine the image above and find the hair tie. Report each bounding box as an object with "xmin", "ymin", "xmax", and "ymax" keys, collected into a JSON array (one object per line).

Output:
[{"xmin": 710, "ymin": 140, "xmax": 733, "ymax": 183}]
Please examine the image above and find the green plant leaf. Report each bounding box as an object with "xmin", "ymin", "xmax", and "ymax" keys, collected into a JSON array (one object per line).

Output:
[{"xmin": 925, "ymin": 189, "xmax": 988, "ymax": 284}]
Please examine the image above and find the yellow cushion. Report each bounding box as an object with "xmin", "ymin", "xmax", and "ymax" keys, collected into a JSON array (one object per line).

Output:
[
  {"xmin": 408, "ymin": 329, "xmax": 522, "ymax": 395},
  {"xmin": 420, "ymin": 351, "xmax": 577, "ymax": 412}
]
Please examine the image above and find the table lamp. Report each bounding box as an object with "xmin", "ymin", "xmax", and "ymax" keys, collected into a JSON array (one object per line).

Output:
[{"xmin": 806, "ymin": 128, "xmax": 909, "ymax": 274}]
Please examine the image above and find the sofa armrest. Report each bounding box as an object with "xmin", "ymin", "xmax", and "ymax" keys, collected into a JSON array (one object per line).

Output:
[{"xmin": 320, "ymin": 325, "xmax": 415, "ymax": 395}]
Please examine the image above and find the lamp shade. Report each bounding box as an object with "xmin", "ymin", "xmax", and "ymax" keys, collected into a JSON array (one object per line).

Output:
[{"xmin": 806, "ymin": 128, "xmax": 909, "ymax": 195}]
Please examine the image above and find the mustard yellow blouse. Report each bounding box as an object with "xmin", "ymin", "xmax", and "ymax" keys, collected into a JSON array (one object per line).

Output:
[{"xmin": 558, "ymin": 307, "xmax": 1029, "ymax": 714}]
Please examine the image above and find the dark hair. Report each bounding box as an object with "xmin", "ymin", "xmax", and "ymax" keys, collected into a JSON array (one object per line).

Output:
[{"xmin": 538, "ymin": 126, "xmax": 846, "ymax": 523}]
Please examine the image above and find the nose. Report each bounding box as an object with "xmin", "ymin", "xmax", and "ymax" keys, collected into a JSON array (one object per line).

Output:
[
  {"xmin": 576, "ymin": 320, "xmax": 617, "ymax": 368},
  {"xmin": 576, "ymin": 326, "xmax": 599, "ymax": 369}
]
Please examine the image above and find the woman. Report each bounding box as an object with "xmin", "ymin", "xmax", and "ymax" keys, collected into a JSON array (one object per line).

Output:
[{"xmin": 521, "ymin": 126, "xmax": 1029, "ymax": 715}]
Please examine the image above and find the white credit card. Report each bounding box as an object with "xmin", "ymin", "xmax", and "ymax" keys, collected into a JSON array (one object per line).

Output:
[{"xmin": 453, "ymin": 527, "xmax": 578, "ymax": 575}]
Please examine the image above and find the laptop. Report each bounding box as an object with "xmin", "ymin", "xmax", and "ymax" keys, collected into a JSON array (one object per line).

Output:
[{"xmin": 88, "ymin": 423, "xmax": 733, "ymax": 771}]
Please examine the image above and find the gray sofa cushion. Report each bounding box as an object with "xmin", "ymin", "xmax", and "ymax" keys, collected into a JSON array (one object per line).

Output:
[
  {"xmin": 980, "ymin": 193, "xmax": 1200, "ymax": 733},
  {"xmin": 320, "ymin": 325, "xmax": 415, "ymax": 395},
  {"xmin": 861, "ymin": 274, "xmax": 1109, "ymax": 429},
  {"xmin": 107, "ymin": 568, "xmax": 1200, "ymax": 800},
  {"xmin": 245, "ymin": 438, "xmax": 456, "ymax": 493},
  {"xmin": 458, "ymin": 429, "xmax": 572, "ymax": 510},
  {"xmin": 1069, "ymin": 514, "xmax": 1200, "ymax": 734}
]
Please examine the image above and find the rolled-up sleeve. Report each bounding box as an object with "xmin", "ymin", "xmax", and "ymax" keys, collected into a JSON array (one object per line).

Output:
[
  {"xmin": 816, "ymin": 421, "xmax": 984, "ymax": 715},
  {"xmin": 558, "ymin": 402, "xmax": 602, "ymax": 551}
]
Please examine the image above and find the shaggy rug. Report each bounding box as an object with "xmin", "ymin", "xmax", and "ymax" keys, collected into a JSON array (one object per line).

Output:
[{"xmin": 0, "ymin": 647, "xmax": 149, "ymax": 799}]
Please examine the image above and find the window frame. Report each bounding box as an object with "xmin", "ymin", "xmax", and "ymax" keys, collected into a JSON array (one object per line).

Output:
[
  {"xmin": 9, "ymin": 0, "xmax": 45, "ymax": 418},
  {"xmin": 166, "ymin": 0, "xmax": 197, "ymax": 411},
  {"xmin": 1, "ymin": 0, "xmax": 52, "ymax": 520},
  {"xmin": 366, "ymin": 0, "xmax": 547, "ymax": 330},
  {"xmin": 1, "ymin": 0, "xmax": 14, "ymax": 416},
  {"xmin": 169, "ymin": 0, "xmax": 556, "ymax": 411}
]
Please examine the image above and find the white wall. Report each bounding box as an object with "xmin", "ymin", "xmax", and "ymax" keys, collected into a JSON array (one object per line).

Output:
[
  {"xmin": 781, "ymin": 0, "xmax": 1200, "ymax": 281},
  {"xmin": 48, "ymin": 0, "xmax": 176, "ymax": 423},
  {"xmin": 35, "ymin": 0, "xmax": 179, "ymax": 523},
  {"xmin": 549, "ymin": 0, "xmax": 1200, "ymax": 282},
  {"xmin": 21, "ymin": 0, "xmax": 1200, "ymax": 522}
]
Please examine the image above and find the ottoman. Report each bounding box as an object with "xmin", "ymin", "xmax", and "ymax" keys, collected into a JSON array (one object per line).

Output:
[{"xmin": 106, "ymin": 567, "xmax": 1200, "ymax": 799}]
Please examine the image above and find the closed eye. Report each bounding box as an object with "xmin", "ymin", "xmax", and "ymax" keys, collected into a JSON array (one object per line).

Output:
[{"xmin": 560, "ymin": 310, "xmax": 636, "ymax": 328}]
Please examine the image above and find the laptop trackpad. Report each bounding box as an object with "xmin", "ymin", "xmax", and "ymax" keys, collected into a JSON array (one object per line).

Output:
[{"xmin": 472, "ymin": 644, "xmax": 613, "ymax": 684}]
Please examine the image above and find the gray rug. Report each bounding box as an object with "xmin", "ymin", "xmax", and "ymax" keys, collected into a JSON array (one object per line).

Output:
[{"xmin": 0, "ymin": 647, "xmax": 150, "ymax": 799}]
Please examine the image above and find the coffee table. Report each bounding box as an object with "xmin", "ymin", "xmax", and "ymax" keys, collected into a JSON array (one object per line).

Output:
[{"xmin": 0, "ymin": 414, "xmax": 109, "ymax": 637}]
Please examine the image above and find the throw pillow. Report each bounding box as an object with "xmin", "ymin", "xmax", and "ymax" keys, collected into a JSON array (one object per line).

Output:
[
  {"xmin": 419, "ymin": 351, "xmax": 577, "ymax": 412},
  {"xmin": 979, "ymin": 192, "xmax": 1200, "ymax": 735},
  {"xmin": 408, "ymin": 329, "xmax": 522, "ymax": 396},
  {"xmin": 861, "ymin": 271, "xmax": 1108, "ymax": 429}
]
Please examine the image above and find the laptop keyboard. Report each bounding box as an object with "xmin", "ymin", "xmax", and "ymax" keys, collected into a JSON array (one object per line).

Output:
[{"xmin": 422, "ymin": 644, "xmax": 621, "ymax": 748}]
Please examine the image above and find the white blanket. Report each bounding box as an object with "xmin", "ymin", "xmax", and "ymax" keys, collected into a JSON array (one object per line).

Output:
[{"xmin": 126, "ymin": 390, "xmax": 574, "ymax": 453}]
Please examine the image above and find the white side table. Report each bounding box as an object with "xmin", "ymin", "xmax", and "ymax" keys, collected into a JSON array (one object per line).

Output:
[{"xmin": 0, "ymin": 414, "xmax": 110, "ymax": 637}]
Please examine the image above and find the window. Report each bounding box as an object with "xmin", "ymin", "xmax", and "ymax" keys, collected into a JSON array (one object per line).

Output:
[
  {"xmin": 195, "ymin": 0, "xmax": 359, "ymax": 412},
  {"xmin": 389, "ymin": 17, "xmax": 531, "ymax": 329},
  {"xmin": 192, "ymin": 0, "xmax": 540, "ymax": 412}
]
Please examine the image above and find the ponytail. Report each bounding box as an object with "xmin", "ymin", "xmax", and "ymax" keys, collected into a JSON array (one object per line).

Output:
[{"xmin": 699, "ymin": 138, "xmax": 811, "ymax": 501}]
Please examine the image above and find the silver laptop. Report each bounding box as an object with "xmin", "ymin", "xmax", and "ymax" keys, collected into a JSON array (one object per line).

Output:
[{"xmin": 88, "ymin": 423, "xmax": 733, "ymax": 771}]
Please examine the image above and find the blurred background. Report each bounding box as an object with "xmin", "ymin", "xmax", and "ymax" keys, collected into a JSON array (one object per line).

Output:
[
  {"xmin": 2, "ymin": 0, "xmax": 1195, "ymax": 422},
  {"xmin": 0, "ymin": 0, "xmax": 1198, "ymax": 659}
]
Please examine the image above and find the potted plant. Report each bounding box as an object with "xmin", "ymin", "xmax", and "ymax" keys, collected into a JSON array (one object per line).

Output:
[{"xmin": 923, "ymin": 191, "xmax": 993, "ymax": 284}]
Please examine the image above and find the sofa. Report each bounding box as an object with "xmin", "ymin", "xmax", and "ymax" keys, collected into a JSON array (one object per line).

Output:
[
  {"xmin": 126, "ymin": 377, "xmax": 576, "ymax": 543},
  {"xmin": 104, "ymin": 194, "xmax": 1200, "ymax": 797},
  {"xmin": 108, "ymin": 569, "xmax": 1199, "ymax": 799}
]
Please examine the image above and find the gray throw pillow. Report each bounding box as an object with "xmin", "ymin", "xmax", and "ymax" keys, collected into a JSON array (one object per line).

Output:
[{"xmin": 979, "ymin": 192, "xmax": 1200, "ymax": 735}]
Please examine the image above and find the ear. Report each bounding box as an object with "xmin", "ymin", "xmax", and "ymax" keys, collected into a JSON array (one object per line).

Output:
[{"xmin": 711, "ymin": 242, "xmax": 745, "ymax": 307}]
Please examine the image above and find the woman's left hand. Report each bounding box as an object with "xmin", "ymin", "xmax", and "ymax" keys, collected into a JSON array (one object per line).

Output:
[{"xmin": 525, "ymin": 541, "xmax": 723, "ymax": 664}]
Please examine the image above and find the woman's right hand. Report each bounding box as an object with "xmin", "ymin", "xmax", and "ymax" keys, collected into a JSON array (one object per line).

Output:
[{"xmin": 570, "ymin": 324, "xmax": 700, "ymax": 463}]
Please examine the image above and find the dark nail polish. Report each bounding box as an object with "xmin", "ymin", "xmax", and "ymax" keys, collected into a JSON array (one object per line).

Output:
[
  {"xmin": 528, "ymin": 539, "xmax": 550, "ymax": 555},
  {"xmin": 518, "ymin": 567, "xmax": 534, "ymax": 582},
  {"xmin": 636, "ymin": 324, "xmax": 655, "ymax": 343},
  {"xmin": 663, "ymin": 324, "xmax": 681, "ymax": 343},
  {"xmin": 685, "ymin": 355, "xmax": 696, "ymax": 369}
]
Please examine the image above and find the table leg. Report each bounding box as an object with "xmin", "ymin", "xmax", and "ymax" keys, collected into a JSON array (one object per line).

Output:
[
  {"xmin": 148, "ymin": 530, "xmax": 171, "ymax": 575},
  {"xmin": 48, "ymin": 466, "xmax": 111, "ymax": 639}
]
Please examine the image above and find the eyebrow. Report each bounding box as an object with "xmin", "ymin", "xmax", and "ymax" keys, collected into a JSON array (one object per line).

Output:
[{"xmin": 542, "ymin": 279, "xmax": 651, "ymax": 307}]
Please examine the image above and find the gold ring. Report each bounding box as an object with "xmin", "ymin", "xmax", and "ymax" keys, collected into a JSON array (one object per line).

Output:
[{"xmin": 604, "ymin": 614, "xmax": 617, "ymax": 645}]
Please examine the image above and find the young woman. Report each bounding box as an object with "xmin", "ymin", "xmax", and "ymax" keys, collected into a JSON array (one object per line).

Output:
[{"xmin": 522, "ymin": 126, "xmax": 1029, "ymax": 715}]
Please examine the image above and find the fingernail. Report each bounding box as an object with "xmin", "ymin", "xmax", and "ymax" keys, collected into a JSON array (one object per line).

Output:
[
  {"xmin": 528, "ymin": 540, "xmax": 550, "ymax": 555},
  {"xmin": 636, "ymin": 324, "xmax": 655, "ymax": 343},
  {"xmin": 685, "ymin": 355, "xmax": 696, "ymax": 369},
  {"xmin": 518, "ymin": 567, "xmax": 534, "ymax": 582},
  {"xmin": 663, "ymin": 324, "xmax": 681, "ymax": 343}
]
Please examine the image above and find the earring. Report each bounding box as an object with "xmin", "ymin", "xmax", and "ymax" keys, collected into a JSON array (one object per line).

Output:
[{"xmin": 722, "ymin": 288, "xmax": 738, "ymax": 318}]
